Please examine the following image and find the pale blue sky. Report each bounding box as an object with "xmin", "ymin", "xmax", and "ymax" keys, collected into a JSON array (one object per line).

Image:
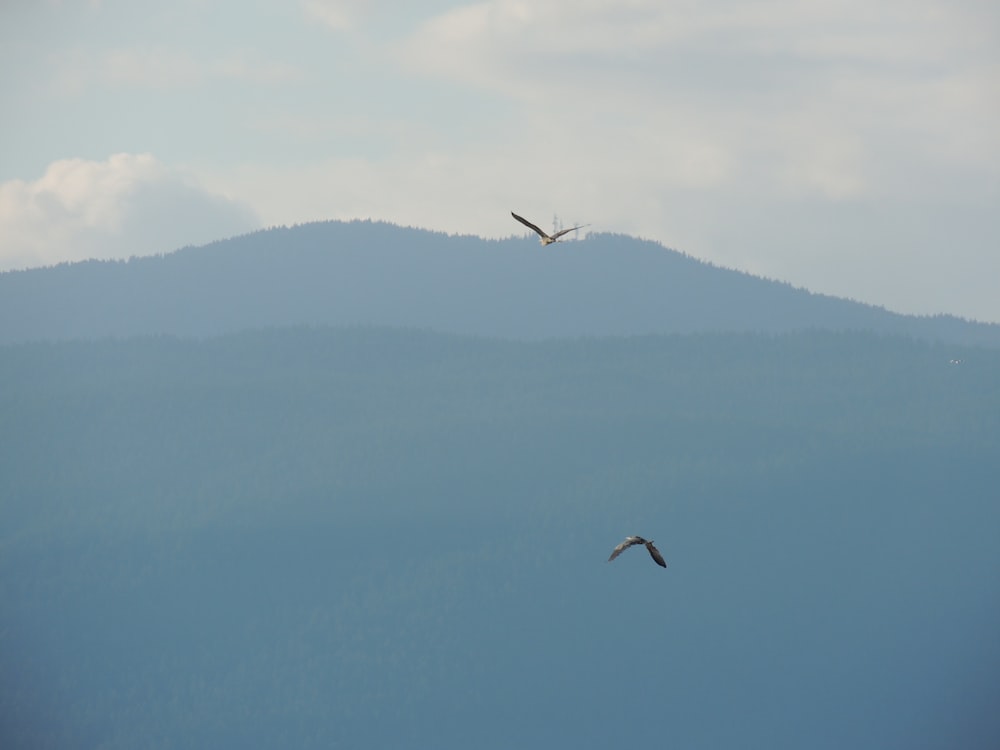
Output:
[{"xmin": 2, "ymin": 0, "xmax": 998, "ymax": 322}]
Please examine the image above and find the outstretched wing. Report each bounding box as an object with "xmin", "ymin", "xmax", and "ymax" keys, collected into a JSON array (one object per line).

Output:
[
  {"xmin": 511, "ymin": 212, "xmax": 551, "ymax": 240},
  {"xmin": 550, "ymin": 223, "xmax": 589, "ymax": 240},
  {"xmin": 645, "ymin": 542, "xmax": 667, "ymax": 568},
  {"xmin": 608, "ymin": 535, "xmax": 647, "ymax": 562}
]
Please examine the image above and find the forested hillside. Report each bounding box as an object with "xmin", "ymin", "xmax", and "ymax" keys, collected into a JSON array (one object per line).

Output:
[
  {"xmin": 2, "ymin": 327, "xmax": 998, "ymax": 749},
  {"xmin": 2, "ymin": 220, "xmax": 998, "ymax": 345}
]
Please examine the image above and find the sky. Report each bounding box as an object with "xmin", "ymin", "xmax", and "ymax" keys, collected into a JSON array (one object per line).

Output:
[{"xmin": 2, "ymin": 0, "xmax": 998, "ymax": 323}]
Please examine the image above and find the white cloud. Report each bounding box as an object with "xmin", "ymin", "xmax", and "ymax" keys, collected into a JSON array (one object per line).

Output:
[{"xmin": 0, "ymin": 154, "xmax": 259, "ymax": 270}]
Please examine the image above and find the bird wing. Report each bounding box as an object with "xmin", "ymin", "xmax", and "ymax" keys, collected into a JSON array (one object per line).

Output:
[
  {"xmin": 511, "ymin": 212, "xmax": 551, "ymax": 240},
  {"xmin": 549, "ymin": 223, "xmax": 589, "ymax": 240},
  {"xmin": 608, "ymin": 536, "xmax": 647, "ymax": 562},
  {"xmin": 645, "ymin": 542, "xmax": 667, "ymax": 568}
]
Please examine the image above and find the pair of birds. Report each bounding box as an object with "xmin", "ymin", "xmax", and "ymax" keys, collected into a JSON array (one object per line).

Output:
[
  {"xmin": 514, "ymin": 211, "xmax": 662, "ymax": 572},
  {"xmin": 511, "ymin": 211, "xmax": 588, "ymax": 245},
  {"xmin": 515, "ymin": 209, "xmax": 663, "ymax": 571}
]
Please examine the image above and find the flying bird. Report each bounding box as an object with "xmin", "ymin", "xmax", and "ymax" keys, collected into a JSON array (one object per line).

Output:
[
  {"xmin": 511, "ymin": 211, "xmax": 588, "ymax": 245},
  {"xmin": 608, "ymin": 535, "xmax": 667, "ymax": 568}
]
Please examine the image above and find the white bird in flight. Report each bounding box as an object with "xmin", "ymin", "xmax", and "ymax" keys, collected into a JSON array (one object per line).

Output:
[{"xmin": 511, "ymin": 212, "xmax": 588, "ymax": 245}]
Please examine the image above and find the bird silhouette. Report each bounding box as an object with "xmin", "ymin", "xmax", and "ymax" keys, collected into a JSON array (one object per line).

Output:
[
  {"xmin": 608, "ymin": 535, "xmax": 667, "ymax": 568},
  {"xmin": 511, "ymin": 211, "xmax": 588, "ymax": 245}
]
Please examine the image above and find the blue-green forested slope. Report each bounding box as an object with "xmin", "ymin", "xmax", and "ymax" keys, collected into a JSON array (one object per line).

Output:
[{"xmin": 1, "ymin": 328, "xmax": 998, "ymax": 749}]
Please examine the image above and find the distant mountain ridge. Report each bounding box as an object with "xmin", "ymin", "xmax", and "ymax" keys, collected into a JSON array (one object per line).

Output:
[{"xmin": 2, "ymin": 219, "xmax": 997, "ymax": 345}]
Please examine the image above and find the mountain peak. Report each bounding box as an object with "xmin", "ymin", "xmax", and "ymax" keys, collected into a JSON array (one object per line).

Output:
[{"xmin": 2, "ymin": 220, "xmax": 997, "ymax": 346}]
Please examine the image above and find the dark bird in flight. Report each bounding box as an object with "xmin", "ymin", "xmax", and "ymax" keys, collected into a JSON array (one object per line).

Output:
[
  {"xmin": 511, "ymin": 211, "xmax": 588, "ymax": 245},
  {"xmin": 608, "ymin": 535, "xmax": 667, "ymax": 568}
]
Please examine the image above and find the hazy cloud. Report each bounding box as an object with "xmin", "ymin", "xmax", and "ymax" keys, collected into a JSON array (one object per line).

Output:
[
  {"xmin": 301, "ymin": 0, "xmax": 363, "ymax": 31},
  {"xmin": 0, "ymin": 154, "xmax": 259, "ymax": 270},
  {"xmin": 300, "ymin": 0, "xmax": 458, "ymax": 36},
  {"xmin": 49, "ymin": 46, "xmax": 303, "ymax": 96},
  {"xmin": 397, "ymin": 0, "xmax": 999, "ymax": 199},
  {"xmin": 300, "ymin": 0, "xmax": 436, "ymax": 32}
]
